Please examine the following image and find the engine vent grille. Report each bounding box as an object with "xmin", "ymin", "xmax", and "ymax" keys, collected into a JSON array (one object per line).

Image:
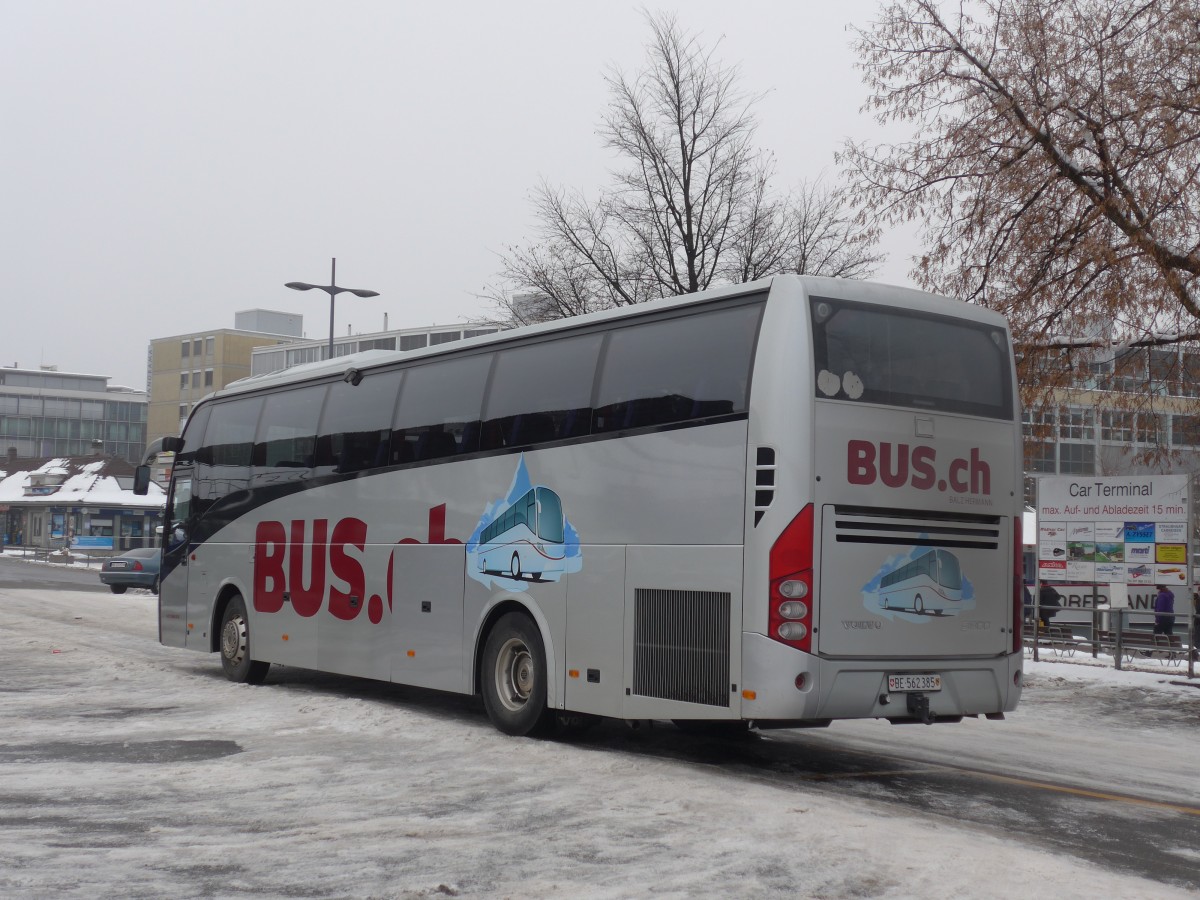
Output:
[
  {"xmin": 833, "ymin": 505, "xmax": 1000, "ymax": 550},
  {"xmin": 632, "ymin": 589, "xmax": 731, "ymax": 707}
]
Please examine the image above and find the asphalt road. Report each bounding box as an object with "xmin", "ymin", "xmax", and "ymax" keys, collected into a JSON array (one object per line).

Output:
[
  {"xmin": 0, "ymin": 552, "xmax": 113, "ymax": 592},
  {"xmin": 577, "ymin": 717, "xmax": 1200, "ymax": 891},
  {"xmin": 250, "ymin": 661, "xmax": 1200, "ymax": 890}
]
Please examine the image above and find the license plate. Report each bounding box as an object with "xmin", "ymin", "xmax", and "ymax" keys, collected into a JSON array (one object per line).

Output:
[
  {"xmin": 110, "ymin": 561, "xmax": 127, "ymax": 569},
  {"xmin": 888, "ymin": 673, "xmax": 942, "ymax": 693}
]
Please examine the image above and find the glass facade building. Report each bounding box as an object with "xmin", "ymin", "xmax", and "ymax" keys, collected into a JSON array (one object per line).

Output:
[
  {"xmin": 1022, "ymin": 344, "xmax": 1200, "ymax": 506},
  {"xmin": 0, "ymin": 368, "xmax": 147, "ymax": 465}
]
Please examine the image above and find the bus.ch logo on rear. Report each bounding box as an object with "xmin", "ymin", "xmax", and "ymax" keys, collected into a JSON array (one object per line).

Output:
[
  {"xmin": 847, "ymin": 440, "xmax": 991, "ymax": 495},
  {"xmin": 466, "ymin": 454, "xmax": 583, "ymax": 591},
  {"xmin": 860, "ymin": 546, "xmax": 976, "ymax": 622}
]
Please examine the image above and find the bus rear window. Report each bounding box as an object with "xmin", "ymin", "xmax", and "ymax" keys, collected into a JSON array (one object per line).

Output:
[{"xmin": 809, "ymin": 296, "xmax": 1013, "ymax": 419}]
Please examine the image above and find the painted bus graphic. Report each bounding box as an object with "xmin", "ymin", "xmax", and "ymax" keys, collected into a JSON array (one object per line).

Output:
[
  {"xmin": 476, "ymin": 486, "xmax": 566, "ymax": 581},
  {"xmin": 878, "ymin": 548, "xmax": 963, "ymax": 615}
]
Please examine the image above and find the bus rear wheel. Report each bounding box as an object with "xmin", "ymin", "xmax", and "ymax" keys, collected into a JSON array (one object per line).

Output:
[
  {"xmin": 219, "ymin": 594, "xmax": 270, "ymax": 685},
  {"xmin": 482, "ymin": 612, "xmax": 553, "ymax": 736}
]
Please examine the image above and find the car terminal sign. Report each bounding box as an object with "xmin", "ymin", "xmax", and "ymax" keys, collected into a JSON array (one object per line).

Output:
[{"xmin": 1036, "ymin": 474, "xmax": 1190, "ymax": 586}]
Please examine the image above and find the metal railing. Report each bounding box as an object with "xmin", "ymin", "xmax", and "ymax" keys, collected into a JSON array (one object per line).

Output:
[{"xmin": 1026, "ymin": 603, "xmax": 1196, "ymax": 679}]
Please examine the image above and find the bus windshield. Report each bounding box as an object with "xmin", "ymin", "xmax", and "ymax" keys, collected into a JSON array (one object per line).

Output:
[
  {"xmin": 809, "ymin": 296, "xmax": 1013, "ymax": 420},
  {"xmin": 535, "ymin": 488, "xmax": 564, "ymax": 543},
  {"xmin": 936, "ymin": 550, "xmax": 962, "ymax": 590}
]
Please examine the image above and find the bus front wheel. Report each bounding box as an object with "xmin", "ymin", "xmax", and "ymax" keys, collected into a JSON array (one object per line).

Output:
[
  {"xmin": 481, "ymin": 612, "xmax": 552, "ymax": 736},
  {"xmin": 219, "ymin": 594, "xmax": 270, "ymax": 685}
]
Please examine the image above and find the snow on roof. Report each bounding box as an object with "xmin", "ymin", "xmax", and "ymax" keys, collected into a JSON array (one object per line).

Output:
[{"xmin": 0, "ymin": 456, "xmax": 164, "ymax": 508}]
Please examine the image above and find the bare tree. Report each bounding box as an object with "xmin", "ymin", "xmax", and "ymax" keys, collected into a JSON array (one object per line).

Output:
[
  {"xmin": 841, "ymin": 0, "xmax": 1200, "ymax": 398},
  {"xmin": 487, "ymin": 12, "xmax": 880, "ymax": 326},
  {"xmin": 785, "ymin": 180, "xmax": 884, "ymax": 280}
]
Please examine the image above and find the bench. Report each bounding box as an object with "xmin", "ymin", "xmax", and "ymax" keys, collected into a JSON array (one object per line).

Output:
[
  {"xmin": 1107, "ymin": 631, "xmax": 1185, "ymax": 666},
  {"xmin": 1044, "ymin": 624, "xmax": 1078, "ymax": 656},
  {"xmin": 1024, "ymin": 624, "xmax": 1078, "ymax": 656}
]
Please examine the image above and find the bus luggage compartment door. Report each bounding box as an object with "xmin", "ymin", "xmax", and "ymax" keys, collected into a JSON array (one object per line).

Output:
[
  {"xmin": 817, "ymin": 505, "xmax": 1010, "ymax": 658},
  {"xmin": 388, "ymin": 543, "xmax": 465, "ymax": 692}
]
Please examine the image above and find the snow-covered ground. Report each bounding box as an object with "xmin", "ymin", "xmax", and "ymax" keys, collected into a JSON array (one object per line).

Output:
[{"xmin": 1, "ymin": 581, "xmax": 1197, "ymax": 899}]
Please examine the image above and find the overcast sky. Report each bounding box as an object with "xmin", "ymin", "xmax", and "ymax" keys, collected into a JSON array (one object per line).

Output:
[{"xmin": 3, "ymin": 1, "xmax": 916, "ymax": 390}]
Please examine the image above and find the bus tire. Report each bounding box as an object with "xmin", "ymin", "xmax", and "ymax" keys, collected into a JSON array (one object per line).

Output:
[
  {"xmin": 914, "ymin": 595, "xmax": 924, "ymax": 614},
  {"xmin": 481, "ymin": 612, "xmax": 553, "ymax": 736},
  {"xmin": 219, "ymin": 594, "xmax": 270, "ymax": 685},
  {"xmin": 510, "ymin": 552, "xmax": 522, "ymax": 580}
]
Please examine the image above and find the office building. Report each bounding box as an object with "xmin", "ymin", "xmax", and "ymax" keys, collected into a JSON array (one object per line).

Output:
[
  {"xmin": 249, "ymin": 323, "xmax": 501, "ymax": 376},
  {"xmin": 0, "ymin": 365, "xmax": 147, "ymax": 465}
]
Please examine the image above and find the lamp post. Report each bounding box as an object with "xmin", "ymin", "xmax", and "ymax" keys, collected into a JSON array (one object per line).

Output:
[{"xmin": 285, "ymin": 258, "xmax": 380, "ymax": 360}]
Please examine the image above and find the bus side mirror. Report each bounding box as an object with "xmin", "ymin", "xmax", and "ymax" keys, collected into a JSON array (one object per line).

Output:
[
  {"xmin": 161, "ymin": 436, "xmax": 183, "ymax": 453},
  {"xmin": 133, "ymin": 465, "xmax": 151, "ymax": 496}
]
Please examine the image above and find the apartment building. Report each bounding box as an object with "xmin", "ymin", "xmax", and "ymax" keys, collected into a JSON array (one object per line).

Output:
[{"xmin": 146, "ymin": 310, "xmax": 303, "ymax": 449}]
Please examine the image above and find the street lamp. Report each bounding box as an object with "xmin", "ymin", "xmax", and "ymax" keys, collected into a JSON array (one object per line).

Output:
[{"xmin": 285, "ymin": 257, "xmax": 380, "ymax": 360}]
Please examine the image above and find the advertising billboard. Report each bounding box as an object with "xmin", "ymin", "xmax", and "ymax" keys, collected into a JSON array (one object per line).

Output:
[{"xmin": 1036, "ymin": 475, "xmax": 1190, "ymax": 586}]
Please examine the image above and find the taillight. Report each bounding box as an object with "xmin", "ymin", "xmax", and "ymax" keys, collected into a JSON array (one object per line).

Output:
[
  {"xmin": 132, "ymin": 560, "xmax": 144, "ymax": 571},
  {"xmin": 1012, "ymin": 516, "xmax": 1023, "ymax": 654},
  {"xmin": 769, "ymin": 504, "xmax": 814, "ymax": 653}
]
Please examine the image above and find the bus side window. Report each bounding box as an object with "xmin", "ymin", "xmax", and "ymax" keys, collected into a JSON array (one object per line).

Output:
[
  {"xmin": 252, "ymin": 384, "xmax": 326, "ymax": 486},
  {"xmin": 482, "ymin": 333, "xmax": 602, "ymax": 449},
  {"xmin": 168, "ymin": 476, "xmax": 193, "ymax": 531},
  {"xmin": 593, "ymin": 302, "xmax": 762, "ymax": 434},
  {"xmin": 316, "ymin": 369, "xmax": 403, "ymax": 474},
  {"xmin": 195, "ymin": 395, "xmax": 264, "ymax": 506},
  {"xmin": 394, "ymin": 354, "xmax": 491, "ymax": 463}
]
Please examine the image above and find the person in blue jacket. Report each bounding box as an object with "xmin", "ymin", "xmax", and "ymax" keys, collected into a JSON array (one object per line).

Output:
[{"xmin": 1153, "ymin": 584, "xmax": 1175, "ymax": 636}]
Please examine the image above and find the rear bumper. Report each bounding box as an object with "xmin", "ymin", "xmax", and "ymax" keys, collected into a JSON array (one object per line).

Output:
[
  {"xmin": 100, "ymin": 572, "xmax": 157, "ymax": 589},
  {"xmin": 739, "ymin": 632, "xmax": 1023, "ymax": 722}
]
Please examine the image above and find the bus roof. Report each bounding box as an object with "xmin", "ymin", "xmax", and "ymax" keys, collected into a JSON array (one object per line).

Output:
[{"xmin": 205, "ymin": 274, "xmax": 1008, "ymax": 403}]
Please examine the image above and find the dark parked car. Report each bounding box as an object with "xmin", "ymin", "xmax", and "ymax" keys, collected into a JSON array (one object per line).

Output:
[{"xmin": 99, "ymin": 547, "xmax": 161, "ymax": 594}]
